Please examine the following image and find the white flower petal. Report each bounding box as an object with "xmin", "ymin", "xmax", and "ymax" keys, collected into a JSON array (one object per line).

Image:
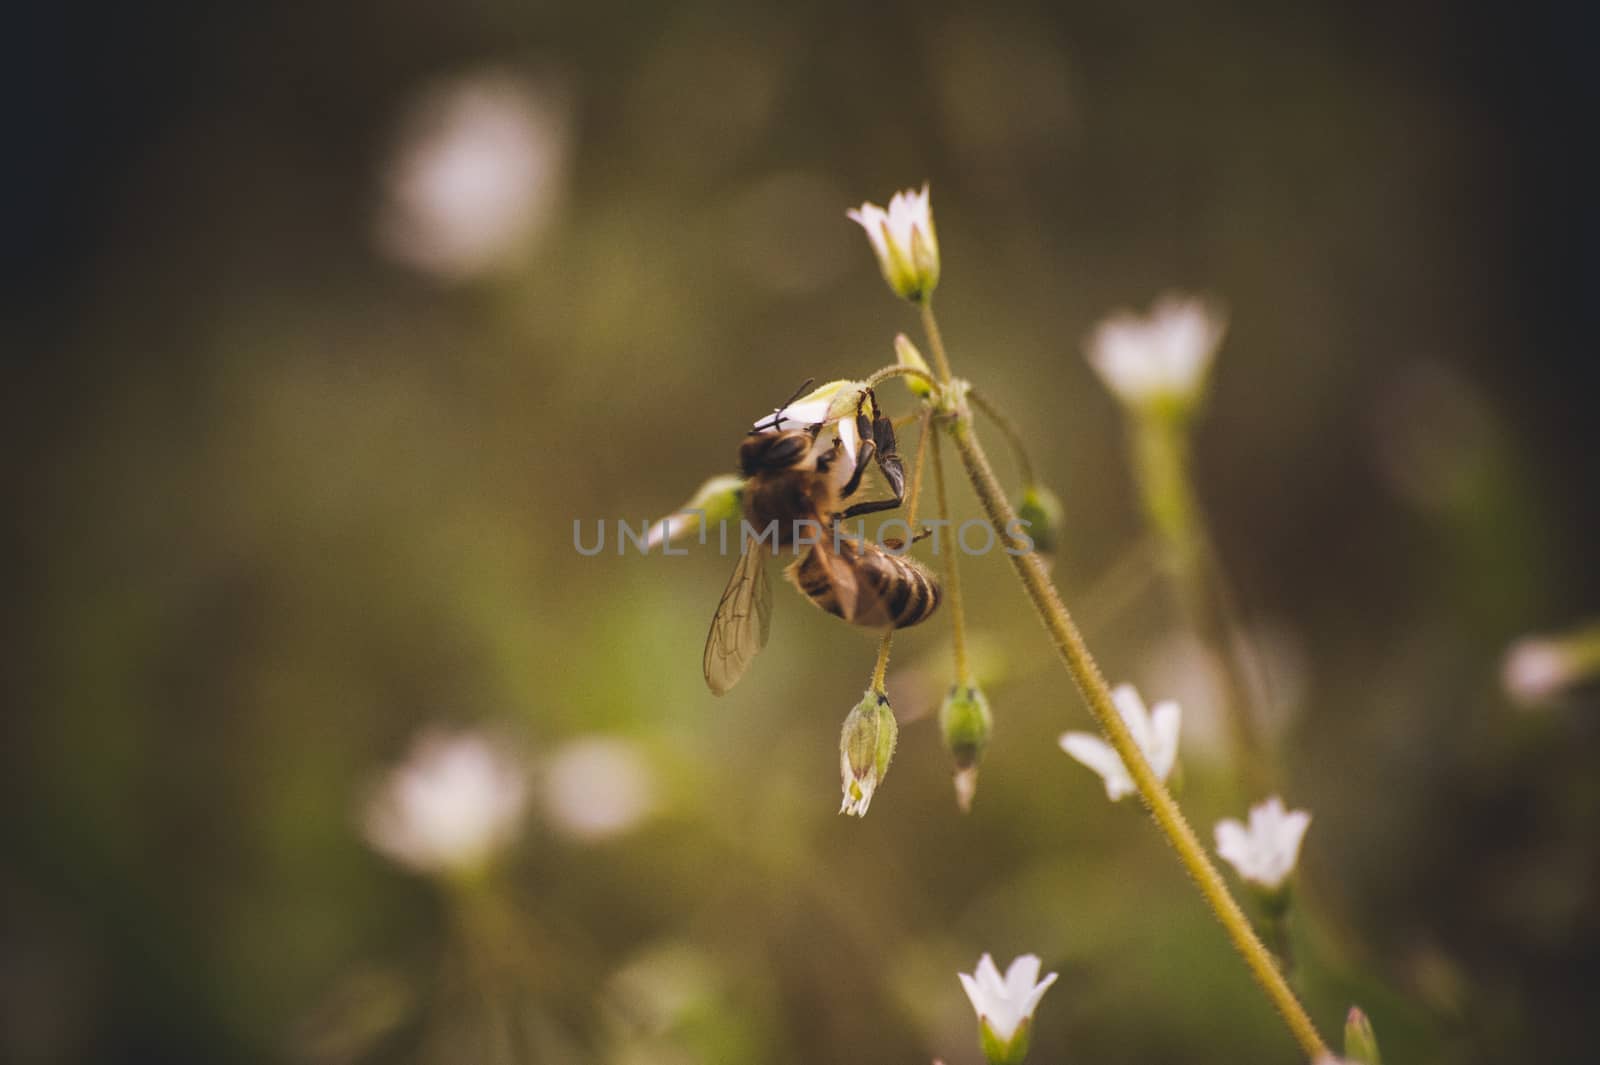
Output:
[{"xmin": 1060, "ymin": 732, "xmax": 1134, "ymax": 801}]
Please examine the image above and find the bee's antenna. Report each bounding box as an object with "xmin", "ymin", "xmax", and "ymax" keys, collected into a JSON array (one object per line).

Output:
[{"xmin": 751, "ymin": 377, "xmax": 817, "ymax": 434}]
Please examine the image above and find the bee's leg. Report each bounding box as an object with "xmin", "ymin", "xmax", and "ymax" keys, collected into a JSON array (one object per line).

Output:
[
  {"xmin": 839, "ymin": 437, "xmax": 877, "ymax": 499},
  {"xmin": 863, "ymin": 389, "xmax": 906, "ymax": 502},
  {"xmin": 839, "ymin": 390, "xmax": 907, "ymax": 519}
]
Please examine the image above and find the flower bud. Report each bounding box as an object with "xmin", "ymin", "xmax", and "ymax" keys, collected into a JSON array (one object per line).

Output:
[
  {"xmin": 839, "ymin": 691, "xmax": 898, "ymax": 817},
  {"xmin": 1016, "ymin": 485, "xmax": 1063, "ymax": 559},
  {"xmin": 940, "ymin": 685, "xmax": 993, "ymax": 812},
  {"xmin": 939, "ymin": 685, "xmax": 992, "ymax": 770},
  {"xmin": 646, "ymin": 474, "xmax": 744, "ymax": 550},
  {"xmin": 1343, "ymin": 1005, "xmax": 1381, "ymax": 1065},
  {"xmin": 894, "ymin": 333, "xmax": 936, "ymax": 398},
  {"xmin": 847, "ymin": 185, "xmax": 940, "ymax": 303}
]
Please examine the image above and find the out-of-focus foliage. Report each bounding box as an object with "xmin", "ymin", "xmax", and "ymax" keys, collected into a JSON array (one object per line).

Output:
[{"xmin": 6, "ymin": 2, "xmax": 1600, "ymax": 1064}]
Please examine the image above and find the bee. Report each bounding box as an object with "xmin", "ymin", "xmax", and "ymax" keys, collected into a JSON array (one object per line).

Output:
[{"xmin": 704, "ymin": 384, "xmax": 942, "ymax": 695}]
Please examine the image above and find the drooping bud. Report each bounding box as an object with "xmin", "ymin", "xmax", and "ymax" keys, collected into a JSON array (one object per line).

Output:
[
  {"xmin": 894, "ymin": 333, "xmax": 936, "ymax": 398},
  {"xmin": 939, "ymin": 685, "xmax": 993, "ymax": 812},
  {"xmin": 1016, "ymin": 484, "xmax": 1064, "ymax": 559},
  {"xmin": 646, "ymin": 474, "xmax": 745, "ymax": 550},
  {"xmin": 1343, "ymin": 1006, "xmax": 1381, "ymax": 1065},
  {"xmin": 839, "ymin": 691, "xmax": 898, "ymax": 817}
]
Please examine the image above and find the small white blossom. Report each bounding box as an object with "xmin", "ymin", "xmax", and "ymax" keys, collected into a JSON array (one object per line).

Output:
[
  {"xmin": 1502, "ymin": 626, "xmax": 1600, "ymax": 707},
  {"xmin": 1214, "ymin": 796, "xmax": 1312, "ymax": 893},
  {"xmin": 377, "ymin": 70, "xmax": 570, "ymax": 281},
  {"xmin": 753, "ymin": 379, "xmax": 865, "ymax": 465},
  {"xmin": 1059, "ymin": 684, "xmax": 1181, "ymax": 801},
  {"xmin": 1085, "ymin": 294, "xmax": 1226, "ymax": 412},
  {"xmin": 958, "ymin": 953, "xmax": 1057, "ymax": 1063},
  {"xmin": 541, "ymin": 736, "xmax": 658, "ymax": 841},
  {"xmin": 363, "ymin": 728, "xmax": 529, "ymax": 877},
  {"xmin": 848, "ymin": 185, "xmax": 940, "ymax": 302}
]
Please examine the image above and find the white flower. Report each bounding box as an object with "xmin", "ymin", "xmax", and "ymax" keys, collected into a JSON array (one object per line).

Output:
[
  {"xmin": 1085, "ymin": 294, "xmax": 1226, "ymax": 411},
  {"xmin": 1502, "ymin": 627, "xmax": 1600, "ymax": 707},
  {"xmin": 752, "ymin": 379, "xmax": 865, "ymax": 465},
  {"xmin": 1214, "ymin": 796, "xmax": 1312, "ymax": 892},
  {"xmin": 377, "ymin": 70, "xmax": 570, "ymax": 281},
  {"xmin": 541, "ymin": 736, "xmax": 658, "ymax": 841},
  {"xmin": 363, "ymin": 728, "xmax": 530, "ymax": 877},
  {"xmin": 1059, "ymin": 684, "xmax": 1181, "ymax": 801},
  {"xmin": 847, "ymin": 185, "xmax": 940, "ymax": 301},
  {"xmin": 958, "ymin": 953, "xmax": 1058, "ymax": 1059}
]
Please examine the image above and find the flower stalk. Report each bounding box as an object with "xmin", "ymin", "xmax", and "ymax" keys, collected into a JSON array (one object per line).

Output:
[{"xmin": 927, "ymin": 306, "xmax": 1329, "ymax": 1061}]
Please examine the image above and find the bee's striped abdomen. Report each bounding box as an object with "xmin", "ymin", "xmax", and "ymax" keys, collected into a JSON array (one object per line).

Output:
[{"xmin": 786, "ymin": 541, "xmax": 941, "ymax": 629}]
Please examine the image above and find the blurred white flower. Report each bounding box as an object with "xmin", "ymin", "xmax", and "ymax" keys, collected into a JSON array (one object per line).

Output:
[
  {"xmin": 378, "ymin": 69, "xmax": 571, "ymax": 281},
  {"xmin": 1214, "ymin": 796, "xmax": 1312, "ymax": 893},
  {"xmin": 1085, "ymin": 294, "xmax": 1226, "ymax": 412},
  {"xmin": 541, "ymin": 736, "xmax": 658, "ymax": 841},
  {"xmin": 958, "ymin": 953, "xmax": 1057, "ymax": 1063},
  {"xmin": 1502, "ymin": 625, "xmax": 1600, "ymax": 707},
  {"xmin": 363, "ymin": 728, "xmax": 530, "ymax": 877},
  {"xmin": 1059, "ymin": 684, "xmax": 1181, "ymax": 801},
  {"xmin": 848, "ymin": 185, "xmax": 940, "ymax": 302}
]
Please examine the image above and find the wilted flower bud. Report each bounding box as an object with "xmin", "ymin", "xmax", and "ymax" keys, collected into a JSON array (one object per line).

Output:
[
  {"xmin": 847, "ymin": 185, "xmax": 940, "ymax": 303},
  {"xmin": 1016, "ymin": 485, "xmax": 1064, "ymax": 559},
  {"xmin": 894, "ymin": 333, "xmax": 936, "ymax": 398},
  {"xmin": 646, "ymin": 474, "xmax": 745, "ymax": 550},
  {"xmin": 1344, "ymin": 1006, "xmax": 1382, "ymax": 1065},
  {"xmin": 840, "ymin": 691, "xmax": 898, "ymax": 817}
]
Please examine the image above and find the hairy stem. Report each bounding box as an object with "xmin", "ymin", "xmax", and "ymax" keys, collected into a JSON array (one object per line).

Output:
[
  {"xmin": 930, "ymin": 430, "xmax": 973, "ymax": 687},
  {"xmin": 967, "ymin": 387, "xmax": 1037, "ymax": 488},
  {"xmin": 869, "ymin": 411, "xmax": 932, "ymax": 696}
]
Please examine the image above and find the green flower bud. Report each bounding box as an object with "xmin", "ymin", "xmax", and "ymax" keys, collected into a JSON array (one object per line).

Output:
[
  {"xmin": 1016, "ymin": 485, "xmax": 1064, "ymax": 558},
  {"xmin": 1343, "ymin": 1006, "xmax": 1381, "ymax": 1065},
  {"xmin": 839, "ymin": 691, "xmax": 898, "ymax": 817},
  {"xmin": 894, "ymin": 333, "xmax": 935, "ymax": 398},
  {"xmin": 646, "ymin": 474, "xmax": 745, "ymax": 550},
  {"xmin": 939, "ymin": 685, "xmax": 992, "ymax": 770}
]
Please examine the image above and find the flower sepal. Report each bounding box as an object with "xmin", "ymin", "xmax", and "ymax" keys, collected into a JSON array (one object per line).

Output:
[{"xmin": 978, "ymin": 1013, "xmax": 1033, "ymax": 1065}]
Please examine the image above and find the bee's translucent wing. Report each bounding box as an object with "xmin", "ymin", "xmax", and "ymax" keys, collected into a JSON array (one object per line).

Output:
[{"xmin": 703, "ymin": 543, "xmax": 773, "ymax": 695}]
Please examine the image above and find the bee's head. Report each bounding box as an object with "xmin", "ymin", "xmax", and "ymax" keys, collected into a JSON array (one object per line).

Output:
[{"xmin": 739, "ymin": 428, "xmax": 814, "ymax": 476}]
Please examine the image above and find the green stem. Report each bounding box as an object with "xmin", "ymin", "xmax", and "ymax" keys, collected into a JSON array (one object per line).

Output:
[
  {"xmin": 930, "ymin": 430, "xmax": 973, "ymax": 687},
  {"xmin": 1132, "ymin": 417, "xmax": 1269, "ymax": 791},
  {"xmin": 919, "ymin": 299, "xmax": 955, "ymax": 383},
  {"xmin": 967, "ymin": 387, "xmax": 1037, "ymax": 489},
  {"xmin": 864, "ymin": 364, "xmax": 941, "ymax": 395}
]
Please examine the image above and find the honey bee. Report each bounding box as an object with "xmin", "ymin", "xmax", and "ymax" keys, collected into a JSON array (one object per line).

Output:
[{"xmin": 704, "ymin": 384, "xmax": 942, "ymax": 695}]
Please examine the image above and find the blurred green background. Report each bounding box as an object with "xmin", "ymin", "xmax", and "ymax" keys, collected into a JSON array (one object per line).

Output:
[{"xmin": 7, "ymin": 1, "xmax": 1600, "ymax": 1063}]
